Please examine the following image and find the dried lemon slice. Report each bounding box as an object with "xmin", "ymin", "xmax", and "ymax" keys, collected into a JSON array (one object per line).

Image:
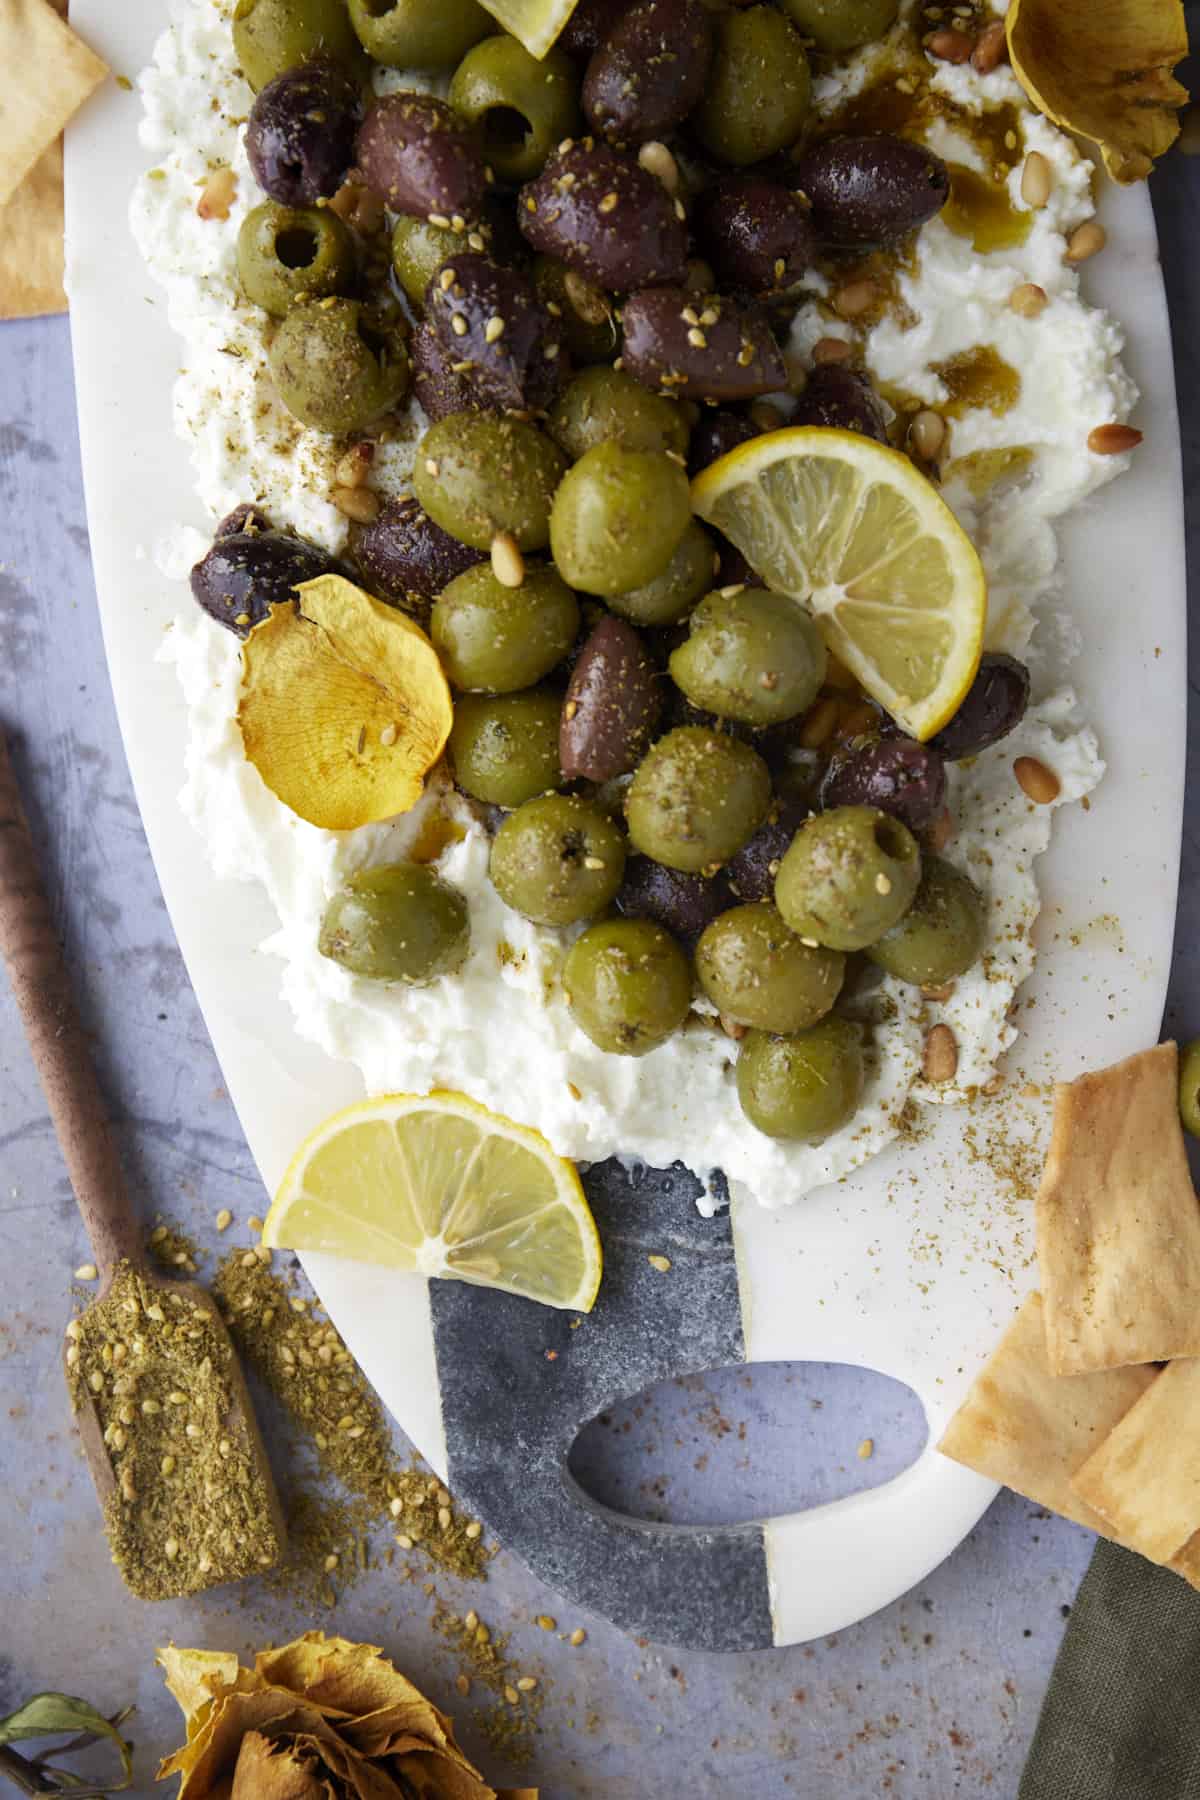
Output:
[
  {"xmin": 1007, "ymin": 0, "xmax": 1189, "ymax": 183},
  {"xmin": 238, "ymin": 574, "xmax": 453, "ymax": 831},
  {"xmin": 477, "ymin": 0, "xmax": 581, "ymax": 58},
  {"xmin": 263, "ymin": 1090, "xmax": 603, "ymax": 1313}
]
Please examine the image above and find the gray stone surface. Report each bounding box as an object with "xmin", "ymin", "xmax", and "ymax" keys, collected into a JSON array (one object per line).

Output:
[{"xmin": 0, "ymin": 101, "xmax": 1196, "ymax": 1800}]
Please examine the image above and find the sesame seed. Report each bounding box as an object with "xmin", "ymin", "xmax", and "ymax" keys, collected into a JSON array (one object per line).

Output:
[
  {"xmin": 773, "ymin": 257, "xmax": 786, "ymax": 281},
  {"xmin": 439, "ymin": 268, "xmax": 457, "ymax": 291},
  {"xmin": 736, "ymin": 345, "xmax": 754, "ymax": 367},
  {"xmin": 88, "ymin": 1369, "xmax": 104, "ymax": 1393},
  {"xmin": 425, "ymin": 459, "xmax": 440, "ymax": 477},
  {"xmin": 338, "ymin": 1413, "xmax": 356, "ymax": 1431},
  {"xmin": 699, "ymin": 306, "xmax": 719, "ymax": 326},
  {"xmin": 583, "ymin": 855, "xmax": 606, "ymax": 871},
  {"xmin": 74, "ymin": 1263, "xmax": 98, "ymax": 1282},
  {"xmin": 219, "ymin": 1437, "xmax": 232, "ymax": 1457},
  {"xmin": 484, "ymin": 315, "xmax": 506, "ymax": 343},
  {"xmin": 325, "ymin": 1553, "xmax": 340, "ymax": 1571},
  {"xmin": 648, "ymin": 1254, "xmax": 672, "ymax": 1272},
  {"xmin": 167, "ymin": 1389, "xmax": 188, "ymax": 1405},
  {"xmin": 451, "ymin": 214, "xmax": 466, "ymax": 231},
  {"xmin": 465, "ymin": 1520, "xmax": 482, "ymax": 1539},
  {"xmin": 380, "ymin": 722, "xmax": 398, "ymax": 747},
  {"xmin": 598, "ymin": 191, "xmax": 618, "ymax": 213},
  {"xmin": 215, "ymin": 1208, "xmax": 233, "ymax": 1231},
  {"xmin": 465, "ymin": 1610, "xmax": 479, "ymax": 1631},
  {"xmin": 544, "ymin": 341, "xmax": 560, "ymax": 359},
  {"xmin": 396, "ymin": 1533, "xmax": 414, "ymax": 1548},
  {"xmin": 428, "ymin": 212, "xmax": 451, "ymax": 229},
  {"xmin": 438, "ymin": 1506, "xmax": 452, "ymax": 1529},
  {"xmin": 65, "ymin": 1345, "xmax": 78, "ymax": 1367},
  {"xmin": 570, "ymin": 1628, "xmax": 587, "ymax": 1646},
  {"xmin": 504, "ymin": 1686, "xmax": 520, "ymax": 1706},
  {"xmin": 674, "ymin": 198, "xmax": 686, "ymax": 220},
  {"xmin": 800, "ymin": 936, "xmax": 819, "ymax": 949},
  {"xmin": 451, "ymin": 359, "xmax": 475, "ymax": 374},
  {"xmin": 537, "ymin": 1614, "xmax": 557, "ymax": 1630},
  {"xmin": 186, "ymin": 1422, "xmax": 202, "ymax": 1438},
  {"xmin": 875, "ymin": 872, "xmax": 893, "ymax": 895},
  {"xmin": 467, "ymin": 231, "xmax": 486, "ymax": 251},
  {"xmin": 687, "ymin": 327, "xmax": 707, "ymax": 349},
  {"xmin": 451, "ymin": 314, "xmax": 468, "ymax": 336},
  {"xmin": 681, "ymin": 305, "xmax": 700, "ymax": 325},
  {"xmin": 161, "ymin": 1454, "xmax": 177, "ymax": 1475},
  {"xmin": 525, "ymin": 196, "xmax": 538, "ymax": 212}
]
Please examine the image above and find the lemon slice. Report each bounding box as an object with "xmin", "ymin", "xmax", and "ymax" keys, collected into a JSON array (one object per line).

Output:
[
  {"xmin": 691, "ymin": 427, "xmax": 987, "ymax": 741},
  {"xmin": 262, "ymin": 1091, "xmax": 602, "ymax": 1313},
  {"xmin": 477, "ymin": 0, "xmax": 580, "ymax": 58}
]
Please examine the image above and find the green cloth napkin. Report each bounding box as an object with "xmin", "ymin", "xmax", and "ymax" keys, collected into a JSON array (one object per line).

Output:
[{"xmin": 1020, "ymin": 1539, "xmax": 1200, "ymax": 1799}]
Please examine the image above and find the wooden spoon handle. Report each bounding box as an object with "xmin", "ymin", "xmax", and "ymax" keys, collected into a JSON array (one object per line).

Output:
[{"xmin": 0, "ymin": 734, "xmax": 142, "ymax": 1277}]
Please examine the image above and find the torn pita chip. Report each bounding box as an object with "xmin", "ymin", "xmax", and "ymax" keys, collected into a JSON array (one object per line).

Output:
[
  {"xmin": 0, "ymin": 0, "xmax": 108, "ymax": 209},
  {"xmin": 1037, "ymin": 1043, "xmax": 1200, "ymax": 1376},
  {"xmin": 1071, "ymin": 1357, "xmax": 1200, "ymax": 1565},
  {"xmin": 938, "ymin": 1292, "xmax": 1157, "ymax": 1536}
]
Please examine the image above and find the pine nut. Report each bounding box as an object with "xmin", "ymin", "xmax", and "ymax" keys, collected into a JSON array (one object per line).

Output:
[
  {"xmin": 1020, "ymin": 151, "xmax": 1052, "ymax": 209},
  {"xmin": 1009, "ymin": 282, "xmax": 1048, "ymax": 318},
  {"xmin": 833, "ymin": 278, "xmax": 876, "ymax": 319},
  {"xmin": 812, "ymin": 336, "xmax": 853, "ymax": 365},
  {"xmin": 1087, "ymin": 422, "xmax": 1143, "ymax": 455},
  {"xmin": 490, "ymin": 531, "xmax": 525, "ymax": 588},
  {"xmin": 1013, "ymin": 755, "xmax": 1060, "ymax": 803},
  {"xmin": 335, "ymin": 442, "xmax": 375, "ymax": 488},
  {"xmin": 909, "ymin": 409, "xmax": 946, "ymax": 460},
  {"xmin": 1065, "ymin": 221, "xmax": 1106, "ymax": 263},
  {"xmin": 923, "ymin": 1024, "xmax": 959, "ymax": 1084},
  {"xmin": 638, "ymin": 140, "xmax": 679, "ymax": 192},
  {"xmin": 332, "ymin": 485, "xmax": 380, "ymax": 524},
  {"xmin": 799, "ymin": 695, "xmax": 840, "ymax": 749},
  {"xmin": 927, "ymin": 27, "xmax": 973, "ymax": 61},
  {"xmin": 197, "ymin": 166, "xmax": 237, "ymax": 221},
  {"xmin": 971, "ymin": 19, "xmax": 1008, "ymax": 73}
]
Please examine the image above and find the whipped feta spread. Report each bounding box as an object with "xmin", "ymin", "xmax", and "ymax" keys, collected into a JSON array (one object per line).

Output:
[{"xmin": 134, "ymin": 0, "xmax": 1126, "ymax": 1211}]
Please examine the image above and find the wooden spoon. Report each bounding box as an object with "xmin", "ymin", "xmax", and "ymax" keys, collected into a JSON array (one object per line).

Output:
[{"xmin": 0, "ymin": 731, "xmax": 285, "ymax": 1597}]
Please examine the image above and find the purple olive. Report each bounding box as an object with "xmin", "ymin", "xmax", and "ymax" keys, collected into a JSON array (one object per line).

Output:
[
  {"xmin": 928, "ymin": 653, "xmax": 1031, "ymax": 760},
  {"xmin": 411, "ymin": 318, "xmax": 492, "ymax": 420},
  {"xmin": 791, "ymin": 133, "xmax": 950, "ymax": 249},
  {"xmin": 518, "ymin": 140, "xmax": 688, "ymax": 293},
  {"xmin": 424, "ymin": 252, "xmax": 564, "ymax": 415},
  {"xmin": 621, "ymin": 286, "xmax": 786, "ymax": 401},
  {"xmin": 245, "ymin": 61, "xmax": 362, "ymax": 205},
  {"xmin": 687, "ymin": 408, "xmax": 759, "ymax": 477},
  {"xmin": 697, "ymin": 177, "xmax": 816, "ymax": 296},
  {"xmin": 616, "ymin": 854, "xmax": 731, "ymax": 945},
  {"xmin": 583, "ymin": 0, "xmax": 712, "ymax": 147},
  {"xmin": 215, "ymin": 502, "xmax": 272, "ymax": 538},
  {"xmin": 792, "ymin": 364, "xmax": 888, "ymax": 441},
  {"xmin": 821, "ymin": 737, "xmax": 946, "ymax": 831},
  {"xmin": 357, "ymin": 93, "xmax": 489, "ymax": 222},
  {"xmin": 560, "ymin": 0, "xmax": 636, "ymax": 56},
  {"xmin": 561, "ymin": 615, "xmax": 663, "ymax": 780},
  {"xmin": 349, "ymin": 495, "xmax": 484, "ymax": 609},
  {"xmin": 190, "ymin": 528, "xmax": 337, "ymax": 636},
  {"xmin": 725, "ymin": 794, "xmax": 810, "ymax": 900}
]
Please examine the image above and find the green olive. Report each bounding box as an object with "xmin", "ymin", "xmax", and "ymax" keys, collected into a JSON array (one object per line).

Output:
[
  {"xmin": 268, "ymin": 298, "xmax": 409, "ymax": 434},
  {"xmin": 233, "ymin": 0, "xmax": 367, "ymax": 90},
  {"xmin": 448, "ymin": 687, "xmax": 562, "ymax": 806},
  {"xmin": 736, "ymin": 1018, "xmax": 865, "ymax": 1140},
  {"xmin": 607, "ymin": 521, "xmax": 718, "ymax": 627},
  {"xmin": 348, "ymin": 0, "xmax": 491, "ymax": 66},
  {"xmin": 317, "ymin": 863, "xmax": 469, "ymax": 984},
  {"xmin": 432, "ymin": 562, "xmax": 579, "ymax": 693},
  {"xmin": 773, "ymin": 0, "xmax": 898, "ymax": 52},
  {"xmin": 694, "ymin": 7, "xmax": 811, "ymax": 167},
  {"xmin": 775, "ymin": 806, "xmax": 919, "ymax": 951},
  {"xmin": 1180, "ymin": 1038, "xmax": 1200, "ymax": 1139},
  {"xmin": 564, "ymin": 918, "xmax": 691, "ymax": 1056},
  {"xmin": 669, "ymin": 589, "xmax": 827, "ymax": 725},
  {"xmin": 625, "ymin": 726, "xmax": 772, "ymax": 873},
  {"xmin": 547, "ymin": 366, "xmax": 689, "ymax": 463},
  {"xmin": 412, "ymin": 413, "xmax": 568, "ymax": 553},
  {"xmin": 391, "ymin": 214, "xmax": 473, "ymax": 307},
  {"xmin": 864, "ymin": 853, "xmax": 985, "ymax": 986},
  {"xmin": 490, "ymin": 793, "xmax": 626, "ymax": 925},
  {"xmin": 532, "ymin": 257, "xmax": 621, "ymax": 365},
  {"xmin": 237, "ymin": 202, "xmax": 355, "ymax": 318},
  {"xmin": 549, "ymin": 442, "xmax": 691, "ymax": 596},
  {"xmin": 449, "ymin": 35, "xmax": 581, "ymax": 183},
  {"xmin": 696, "ymin": 903, "xmax": 844, "ymax": 1033}
]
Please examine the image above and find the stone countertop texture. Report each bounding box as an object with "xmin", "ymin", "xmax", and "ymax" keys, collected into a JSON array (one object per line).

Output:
[{"xmin": 0, "ymin": 76, "xmax": 1197, "ymax": 1800}]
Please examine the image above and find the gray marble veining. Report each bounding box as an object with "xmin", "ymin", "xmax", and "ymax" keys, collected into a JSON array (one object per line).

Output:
[{"xmin": 0, "ymin": 103, "xmax": 1196, "ymax": 1798}]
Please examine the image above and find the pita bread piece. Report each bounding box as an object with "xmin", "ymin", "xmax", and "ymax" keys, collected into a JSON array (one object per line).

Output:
[
  {"xmin": 1037, "ymin": 1042, "xmax": 1200, "ymax": 1376},
  {"xmin": 1072, "ymin": 1356, "xmax": 1200, "ymax": 1565},
  {"xmin": 0, "ymin": 0, "xmax": 108, "ymax": 209},
  {"xmin": 938, "ymin": 1292, "xmax": 1157, "ymax": 1536}
]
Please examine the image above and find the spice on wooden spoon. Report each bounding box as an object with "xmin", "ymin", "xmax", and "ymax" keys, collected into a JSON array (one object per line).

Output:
[{"xmin": 0, "ymin": 733, "xmax": 285, "ymax": 1598}]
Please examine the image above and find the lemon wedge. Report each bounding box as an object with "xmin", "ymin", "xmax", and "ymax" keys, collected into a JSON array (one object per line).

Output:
[
  {"xmin": 691, "ymin": 427, "xmax": 986, "ymax": 741},
  {"xmin": 262, "ymin": 1091, "xmax": 602, "ymax": 1313},
  {"xmin": 477, "ymin": 0, "xmax": 581, "ymax": 58}
]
